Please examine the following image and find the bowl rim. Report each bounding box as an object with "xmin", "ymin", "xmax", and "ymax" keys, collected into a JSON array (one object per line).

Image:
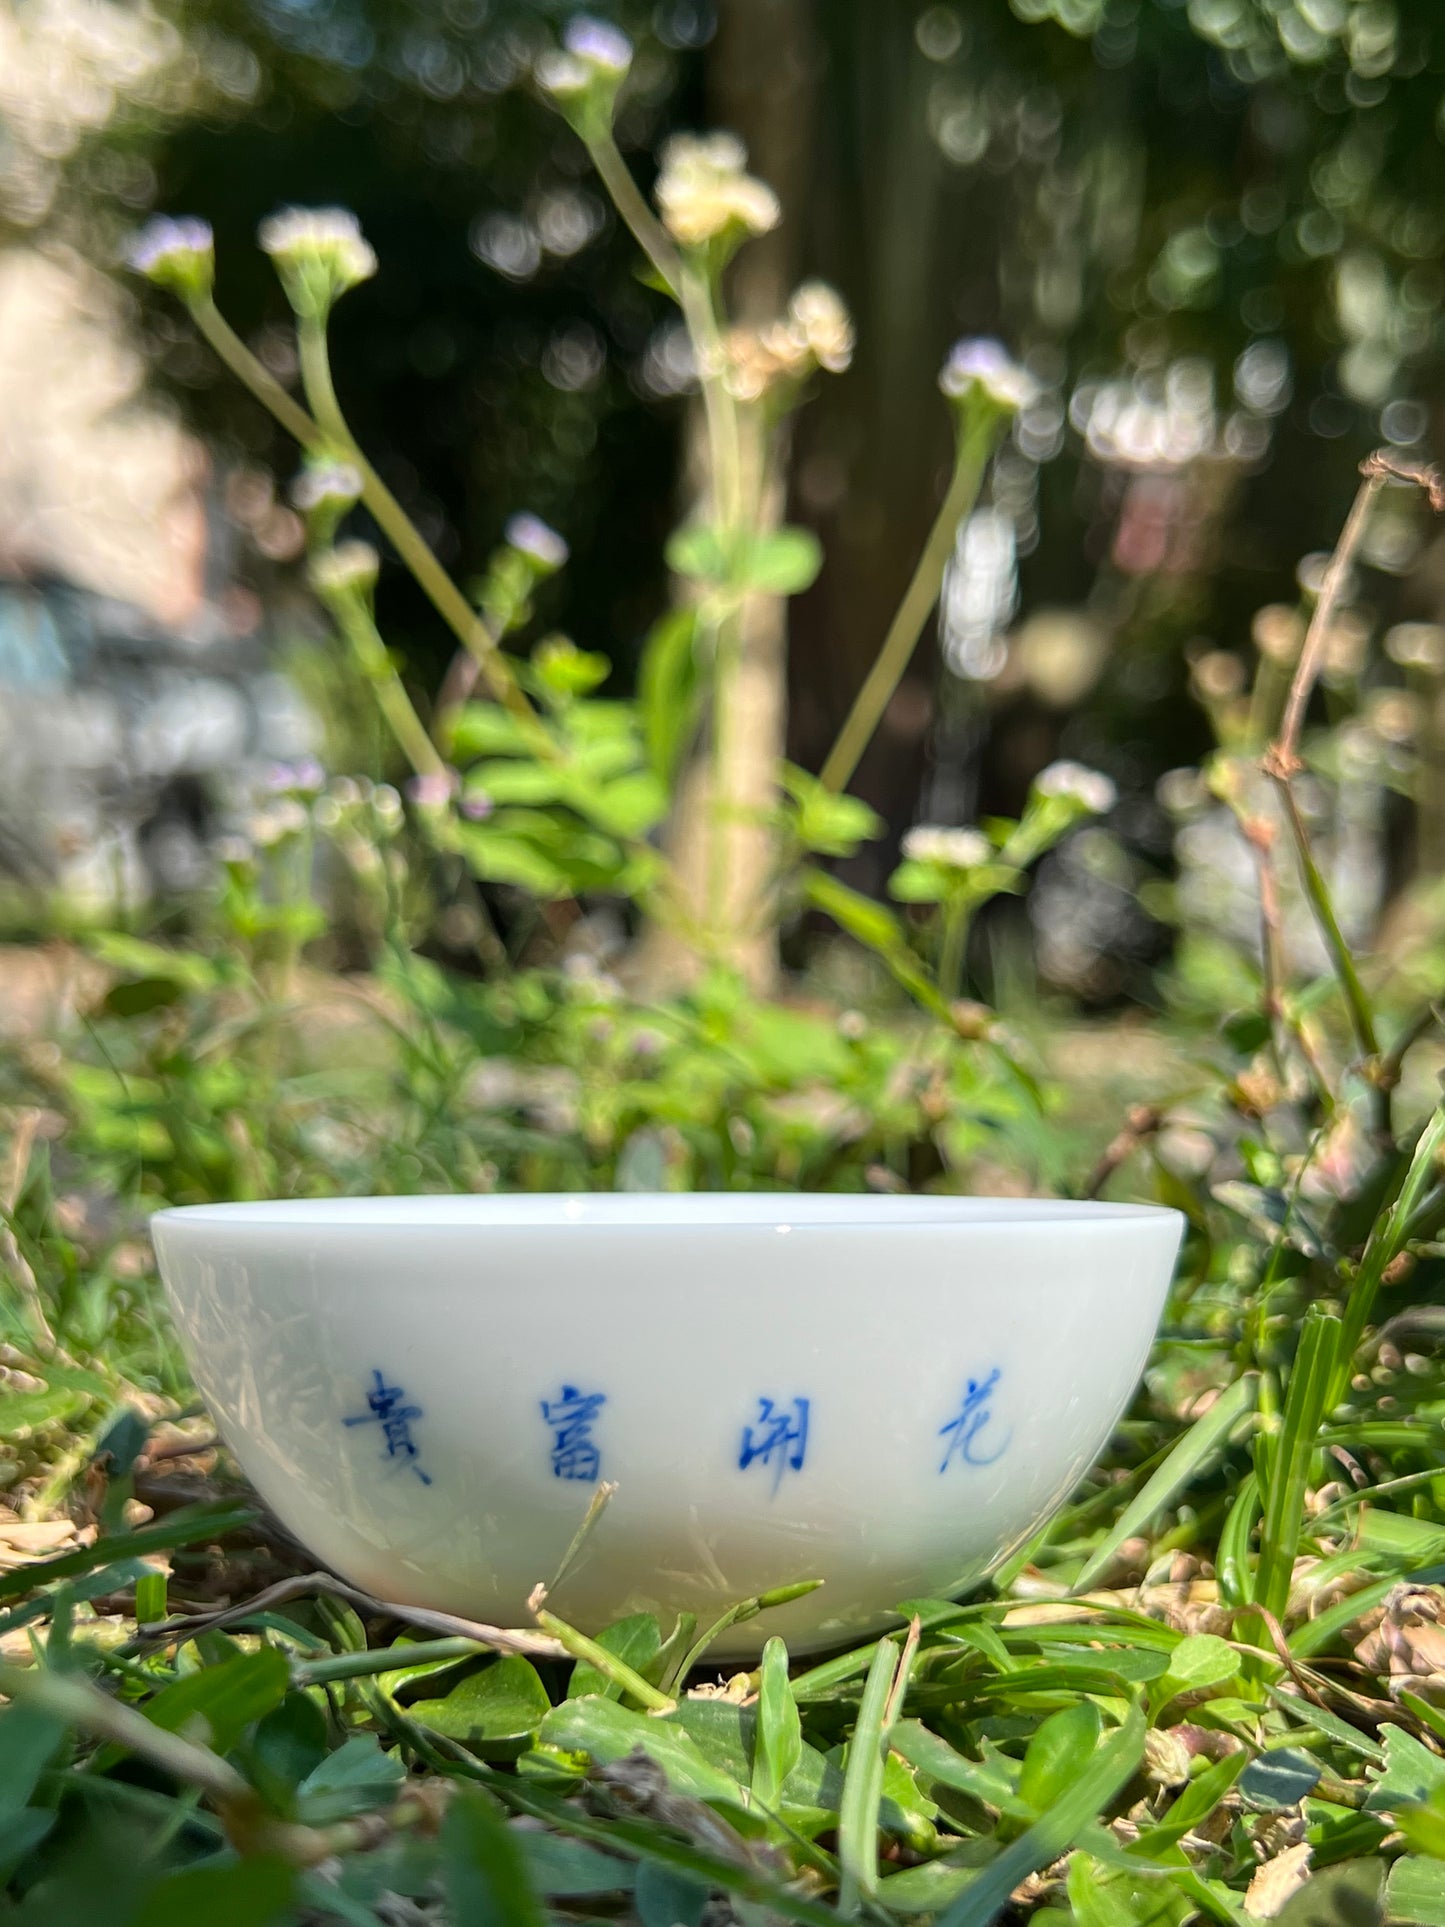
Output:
[{"xmin": 151, "ymin": 1192, "xmax": 1183, "ymax": 1233}]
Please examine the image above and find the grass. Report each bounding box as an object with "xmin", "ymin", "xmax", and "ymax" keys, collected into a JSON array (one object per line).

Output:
[{"xmin": 3, "ymin": 1019, "xmax": 1445, "ymax": 1927}]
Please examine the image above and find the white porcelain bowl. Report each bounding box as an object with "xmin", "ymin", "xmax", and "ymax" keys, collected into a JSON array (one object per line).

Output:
[{"xmin": 151, "ymin": 1194, "xmax": 1182, "ymax": 1658}]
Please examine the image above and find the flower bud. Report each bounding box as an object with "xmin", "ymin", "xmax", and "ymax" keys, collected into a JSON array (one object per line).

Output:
[
  {"xmin": 900, "ymin": 825, "xmax": 993, "ymax": 870},
  {"xmin": 505, "ymin": 513, "xmax": 570, "ymax": 574},
  {"xmin": 293, "ymin": 460, "xmax": 364, "ymax": 547},
  {"xmin": 258, "ymin": 206, "xmax": 377, "ymax": 320},
  {"xmin": 938, "ymin": 337, "xmax": 1038, "ymax": 416},
  {"xmin": 536, "ymin": 17, "xmax": 633, "ymax": 137},
  {"xmin": 309, "ymin": 540, "xmax": 381, "ymax": 606},
  {"xmin": 1032, "ymin": 760, "xmax": 1117, "ymax": 815},
  {"xmin": 126, "ymin": 216, "xmax": 215, "ymax": 303},
  {"xmin": 655, "ymin": 133, "xmax": 781, "ymax": 256}
]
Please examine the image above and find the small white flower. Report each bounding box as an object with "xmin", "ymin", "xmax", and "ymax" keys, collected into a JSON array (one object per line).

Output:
[
  {"xmin": 309, "ymin": 540, "xmax": 380, "ymax": 599},
  {"xmin": 292, "ymin": 461, "xmax": 364, "ymax": 514},
  {"xmin": 939, "ymin": 337, "xmax": 1038, "ymax": 414},
  {"xmin": 901, "ymin": 824, "xmax": 994, "ymax": 869},
  {"xmin": 406, "ymin": 770, "xmax": 459, "ymax": 809},
  {"xmin": 265, "ymin": 757, "xmax": 326, "ymax": 795},
  {"xmin": 214, "ymin": 834, "xmax": 255, "ymax": 867},
  {"xmin": 656, "ymin": 133, "xmax": 781, "ymax": 250},
  {"xmin": 537, "ymin": 17, "xmax": 631, "ymax": 121},
  {"xmin": 505, "ymin": 513, "xmax": 569, "ymax": 571},
  {"xmin": 258, "ymin": 206, "xmax": 377, "ymax": 315},
  {"xmin": 787, "ymin": 281, "xmax": 854, "ymax": 374},
  {"xmin": 563, "ymin": 16, "xmax": 632, "ymax": 73},
  {"xmin": 126, "ymin": 216, "xmax": 214, "ymax": 300},
  {"xmin": 248, "ymin": 798, "xmax": 310, "ymax": 847},
  {"xmin": 536, "ymin": 49, "xmax": 592, "ymax": 99},
  {"xmin": 1033, "ymin": 760, "xmax": 1117, "ymax": 814},
  {"xmin": 371, "ymin": 783, "xmax": 404, "ymax": 832}
]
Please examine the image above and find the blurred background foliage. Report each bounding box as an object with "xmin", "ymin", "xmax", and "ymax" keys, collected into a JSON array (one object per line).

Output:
[{"xmin": 7, "ymin": 0, "xmax": 1445, "ymax": 992}]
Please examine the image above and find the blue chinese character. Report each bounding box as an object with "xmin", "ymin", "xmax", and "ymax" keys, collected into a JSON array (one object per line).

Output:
[
  {"xmin": 738, "ymin": 1396, "xmax": 809, "ymax": 1493},
  {"xmin": 344, "ymin": 1369, "xmax": 432, "ymax": 1484},
  {"xmin": 938, "ymin": 1369, "xmax": 1009, "ymax": 1473},
  {"xmin": 542, "ymin": 1385, "xmax": 606, "ymax": 1481}
]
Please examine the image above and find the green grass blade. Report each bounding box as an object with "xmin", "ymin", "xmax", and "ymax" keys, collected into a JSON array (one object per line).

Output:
[
  {"xmin": 1216, "ymin": 1471, "xmax": 1261, "ymax": 1608},
  {"xmin": 750, "ymin": 1636, "xmax": 801, "ymax": 1813},
  {"xmin": 1334, "ymin": 1105, "xmax": 1445, "ymax": 1402},
  {"xmin": 1249, "ymin": 1308, "xmax": 1340, "ymax": 1630},
  {"xmin": 1073, "ymin": 1375, "xmax": 1256, "ymax": 1593},
  {"xmin": 935, "ymin": 1698, "xmax": 1146, "ymax": 1927},
  {"xmin": 836, "ymin": 1637, "xmax": 901, "ymax": 1915}
]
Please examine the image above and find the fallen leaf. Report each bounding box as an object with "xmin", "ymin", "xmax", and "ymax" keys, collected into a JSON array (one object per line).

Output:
[{"xmin": 1246, "ymin": 1843, "xmax": 1313, "ymax": 1919}]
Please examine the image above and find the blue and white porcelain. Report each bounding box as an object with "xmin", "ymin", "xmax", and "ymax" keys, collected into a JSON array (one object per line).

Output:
[{"xmin": 150, "ymin": 1193, "xmax": 1183, "ymax": 1658}]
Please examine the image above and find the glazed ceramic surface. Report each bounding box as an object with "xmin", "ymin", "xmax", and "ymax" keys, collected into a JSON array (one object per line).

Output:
[{"xmin": 151, "ymin": 1194, "xmax": 1182, "ymax": 1658}]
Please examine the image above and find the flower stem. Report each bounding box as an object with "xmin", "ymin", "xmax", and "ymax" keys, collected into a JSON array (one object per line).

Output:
[
  {"xmin": 292, "ymin": 318, "xmax": 538, "ymax": 730},
  {"xmin": 325, "ymin": 591, "xmax": 450, "ymax": 781},
  {"xmin": 584, "ymin": 129, "xmax": 683, "ymax": 297},
  {"xmin": 938, "ymin": 898, "xmax": 972, "ymax": 1002},
  {"xmin": 191, "ymin": 294, "xmax": 325, "ymax": 450},
  {"xmin": 820, "ymin": 414, "xmax": 996, "ymax": 795}
]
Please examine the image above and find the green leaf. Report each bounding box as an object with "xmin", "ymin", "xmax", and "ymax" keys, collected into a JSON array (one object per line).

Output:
[
  {"xmin": 665, "ymin": 522, "xmax": 731, "ymax": 585},
  {"xmin": 519, "ymin": 1832, "xmax": 636, "ymax": 1896},
  {"xmin": 1067, "ymin": 1851, "xmax": 1192, "ymax": 1927},
  {"xmin": 1396, "ymin": 1789, "xmax": 1445, "ymax": 1860},
  {"xmin": 448, "ymin": 704, "xmax": 538, "ymax": 759},
  {"xmin": 1239, "ymin": 1748, "xmax": 1321, "ymax": 1810},
  {"xmin": 738, "ymin": 526, "xmax": 823, "ymax": 595},
  {"xmin": 455, "ymin": 824, "xmax": 571, "ymax": 897},
  {"xmin": 891, "ymin": 1721, "xmax": 1024, "ymax": 1815},
  {"xmin": 665, "ymin": 523, "xmax": 823, "ymax": 596},
  {"xmin": 0, "ymin": 1702, "xmax": 64, "ymax": 1821},
  {"xmin": 879, "ymin": 1842, "xmax": 1002, "ymax": 1917},
  {"xmin": 1366, "ymin": 1726, "xmax": 1445, "ymax": 1813},
  {"xmin": 802, "ymin": 868, "xmax": 951, "ymax": 1020},
  {"xmin": 102, "ymin": 978, "xmax": 186, "ymax": 1018},
  {"xmin": 134, "ymin": 1856, "xmax": 297, "ymax": 1927},
  {"xmin": 584, "ymin": 771, "xmax": 668, "ymax": 837},
  {"xmin": 296, "ymin": 1734, "xmax": 405, "ymax": 1825},
  {"xmin": 539, "ymin": 1696, "xmax": 742, "ymax": 1805},
  {"xmin": 934, "ymin": 1699, "xmax": 1147, "ymax": 1927},
  {"xmin": 0, "ymin": 1810, "xmax": 55, "ymax": 1877},
  {"xmin": 638, "ymin": 607, "xmax": 703, "ymax": 784},
  {"xmin": 635, "ymin": 1862, "xmax": 713, "ymax": 1927},
  {"xmin": 442, "ymin": 1786, "xmax": 548, "ymax": 1927},
  {"xmin": 250, "ymin": 1690, "xmax": 328, "ymax": 1804},
  {"xmin": 783, "ymin": 767, "xmax": 883, "ymax": 858},
  {"xmin": 90, "ymin": 932, "xmax": 222, "ymax": 992},
  {"xmin": 567, "ymin": 1614, "xmax": 662, "ymax": 1701},
  {"xmin": 142, "ymin": 1646, "xmax": 290, "ymax": 1759},
  {"xmin": 134, "ymin": 1570, "xmax": 166, "ymax": 1626},
  {"xmin": 1151, "ymin": 1634, "xmax": 1240, "ymax": 1713},
  {"xmin": 1131, "ymin": 1749, "xmax": 1247, "ymax": 1855},
  {"xmin": 0, "ymin": 1387, "xmax": 89, "ymax": 1437},
  {"xmin": 409, "ymin": 1656, "xmax": 551, "ymax": 1757},
  {"xmin": 751, "ymin": 1636, "xmax": 801, "ymax": 1814},
  {"xmin": 468, "ymin": 760, "xmax": 573, "ymax": 805},
  {"xmin": 1074, "ymin": 1376, "xmax": 1257, "ymax": 1593},
  {"xmin": 1017, "ymin": 1701, "xmax": 1103, "ymax": 1816},
  {"xmin": 1388, "ymin": 1858, "xmax": 1445, "ymax": 1925},
  {"xmin": 533, "ymin": 637, "xmax": 609, "ymax": 699}
]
